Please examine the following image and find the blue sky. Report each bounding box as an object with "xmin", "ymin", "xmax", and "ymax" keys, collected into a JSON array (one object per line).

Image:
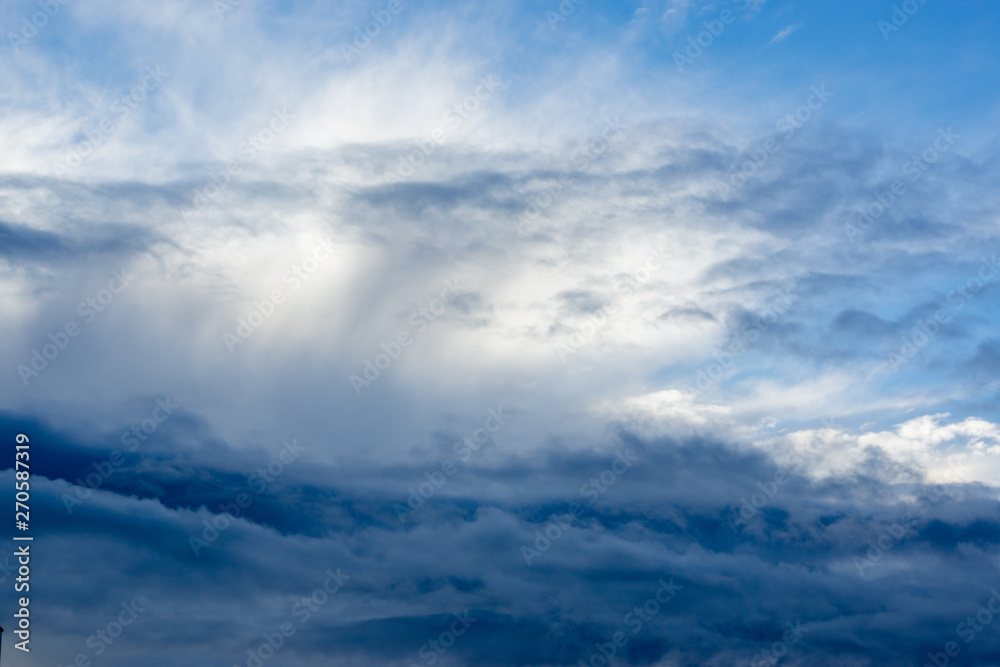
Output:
[{"xmin": 2, "ymin": 0, "xmax": 1000, "ymax": 665}]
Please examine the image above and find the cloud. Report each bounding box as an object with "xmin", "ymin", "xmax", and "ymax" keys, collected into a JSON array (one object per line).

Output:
[
  {"xmin": 8, "ymin": 406, "xmax": 1000, "ymax": 666},
  {"xmin": 2, "ymin": 0, "xmax": 1000, "ymax": 664},
  {"xmin": 769, "ymin": 23, "xmax": 802, "ymax": 44}
]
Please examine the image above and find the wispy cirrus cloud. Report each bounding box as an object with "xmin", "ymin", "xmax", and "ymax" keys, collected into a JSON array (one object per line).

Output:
[{"xmin": 770, "ymin": 22, "xmax": 802, "ymax": 43}]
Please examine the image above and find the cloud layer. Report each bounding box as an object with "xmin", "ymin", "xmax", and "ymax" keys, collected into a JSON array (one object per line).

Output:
[{"xmin": 2, "ymin": 0, "xmax": 1000, "ymax": 665}]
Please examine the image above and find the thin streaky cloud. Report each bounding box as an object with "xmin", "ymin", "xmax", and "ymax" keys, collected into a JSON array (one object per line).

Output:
[{"xmin": 770, "ymin": 23, "xmax": 803, "ymax": 44}]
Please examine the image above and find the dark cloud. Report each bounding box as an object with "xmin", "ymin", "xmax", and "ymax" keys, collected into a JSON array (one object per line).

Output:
[
  {"xmin": 0, "ymin": 15, "xmax": 998, "ymax": 663},
  {"xmin": 7, "ymin": 407, "xmax": 1000, "ymax": 666}
]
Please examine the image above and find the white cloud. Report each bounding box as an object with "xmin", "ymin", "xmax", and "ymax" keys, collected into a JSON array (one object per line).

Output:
[
  {"xmin": 760, "ymin": 414, "xmax": 1000, "ymax": 487},
  {"xmin": 769, "ymin": 23, "xmax": 802, "ymax": 44}
]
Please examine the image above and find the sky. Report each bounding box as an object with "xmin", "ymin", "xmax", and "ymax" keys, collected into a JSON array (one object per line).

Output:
[{"xmin": 2, "ymin": 0, "xmax": 1000, "ymax": 665}]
